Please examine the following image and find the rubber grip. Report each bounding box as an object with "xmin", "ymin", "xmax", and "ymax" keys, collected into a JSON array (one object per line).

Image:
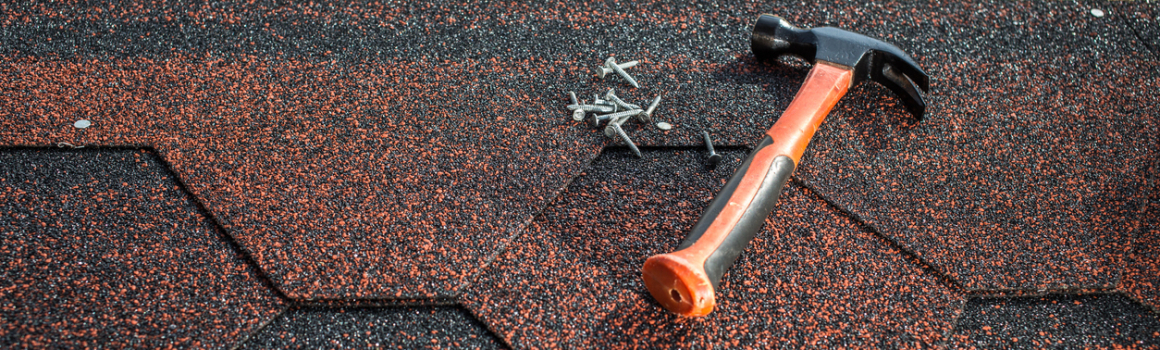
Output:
[
  {"xmin": 641, "ymin": 137, "xmax": 794, "ymax": 317},
  {"xmin": 642, "ymin": 62, "xmax": 852, "ymax": 317}
]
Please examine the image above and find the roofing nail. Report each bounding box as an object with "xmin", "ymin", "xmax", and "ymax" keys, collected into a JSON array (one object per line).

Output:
[
  {"xmin": 604, "ymin": 57, "xmax": 641, "ymax": 88},
  {"xmin": 594, "ymin": 60, "xmax": 639, "ymax": 79},
  {"xmin": 568, "ymin": 91, "xmax": 579, "ymax": 105},
  {"xmin": 609, "ymin": 122, "xmax": 642, "ymax": 158},
  {"xmin": 604, "ymin": 89, "xmax": 642, "ymax": 110},
  {"xmin": 572, "ymin": 108, "xmax": 586, "ymax": 121},
  {"xmin": 595, "ymin": 109, "xmax": 643, "ymax": 125},
  {"xmin": 640, "ymin": 95, "xmax": 662, "ymax": 123},
  {"xmin": 589, "ymin": 112, "xmax": 601, "ymax": 127},
  {"xmin": 703, "ymin": 130, "xmax": 722, "ymax": 167},
  {"xmin": 594, "ymin": 94, "xmax": 618, "ymax": 112},
  {"xmin": 567, "ymin": 103, "xmax": 617, "ymax": 113},
  {"xmin": 603, "ymin": 112, "xmax": 638, "ymax": 138}
]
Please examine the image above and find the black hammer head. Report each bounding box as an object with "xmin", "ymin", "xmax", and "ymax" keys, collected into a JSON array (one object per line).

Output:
[{"xmin": 751, "ymin": 14, "xmax": 929, "ymax": 119}]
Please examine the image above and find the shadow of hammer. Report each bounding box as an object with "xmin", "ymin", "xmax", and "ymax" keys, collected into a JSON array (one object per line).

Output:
[{"xmin": 642, "ymin": 14, "xmax": 931, "ymax": 317}]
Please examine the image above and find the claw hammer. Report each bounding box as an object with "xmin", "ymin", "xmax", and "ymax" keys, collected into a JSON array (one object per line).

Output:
[{"xmin": 642, "ymin": 15, "xmax": 931, "ymax": 317}]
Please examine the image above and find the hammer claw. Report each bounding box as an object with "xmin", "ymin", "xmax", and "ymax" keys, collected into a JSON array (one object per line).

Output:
[
  {"xmin": 873, "ymin": 63, "xmax": 928, "ymax": 119},
  {"xmin": 752, "ymin": 14, "xmax": 929, "ymax": 120},
  {"xmin": 859, "ymin": 41, "xmax": 930, "ymax": 94}
]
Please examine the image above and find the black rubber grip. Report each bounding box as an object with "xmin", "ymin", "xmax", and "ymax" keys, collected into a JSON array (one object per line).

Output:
[{"xmin": 677, "ymin": 136, "xmax": 795, "ymax": 288}]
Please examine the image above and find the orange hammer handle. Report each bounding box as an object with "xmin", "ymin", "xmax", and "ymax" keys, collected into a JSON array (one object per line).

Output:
[{"xmin": 642, "ymin": 62, "xmax": 852, "ymax": 317}]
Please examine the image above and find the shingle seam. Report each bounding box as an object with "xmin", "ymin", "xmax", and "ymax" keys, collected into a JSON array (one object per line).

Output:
[
  {"xmin": 292, "ymin": 298, "xmax": 460, "ymax": 307},
  {"xmin": 233, "ymin": 304, "xmax": 512, "ymax": 349},
  {"xmin": 794, "ymin": 177, "xmax": 972, "ymax": 349},
  {"xmin": 1115, "ymin": 2, "xmax": 1160, "ymax": 59},
  {"xmin": 1114, "ymin": 136, "xmax": 1160, "ymax": 315},
  {"xmin": 458, "ymin": 304, "xmax": 517, "ymax": 350},
  {"xmin": 792, "ymin": 177, "xmax": 968, "ymax": 294},
  {"xmin": 956, "ymin": 290, "xmax": 1160, "ymax": 317},
  {"xmin": 1120, "ymin": 292, "xmax": 1160, "ymax": 314},
  {"xmin": 1110, "ymin": 139, "xmax": 1160, "ymax": 294},
  {"xmin": 228, "ymin": 306, "xmax": 290, "ymax": 350},
  {"xmin": 147, "ymin": 146, "xmax": 295, "ymax": 303},
  {"xmin": 942, "ymin": 303, "xmax": 969, "ymax": 350},
  {"xmin": 0, "ymin": 145, "xmax": 292, "ymax": 304},
  {"xmin": 451, "ymin": 144, "xmax": 605, "ymax": 298}
]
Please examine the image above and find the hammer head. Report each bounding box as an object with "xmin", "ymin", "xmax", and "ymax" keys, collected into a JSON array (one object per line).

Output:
[{"xmin": 751, "ymin": 14, "xmax": 930, "ymax": 119}]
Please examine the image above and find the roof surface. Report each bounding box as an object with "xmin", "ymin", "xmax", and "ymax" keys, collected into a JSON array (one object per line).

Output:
[{"xmin": 1, "ymin": 0, "xmax": 1158, "ymax": 348}]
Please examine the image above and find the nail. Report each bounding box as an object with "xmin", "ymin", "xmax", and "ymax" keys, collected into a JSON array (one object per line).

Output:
[
  {"xmin": 594, "ymin": 94, "xmax": 618, "ymax": 113},
  {"xmin": 568, "ymin": 91, "xmax": 579, "ymax": 105},
  {"xmin": 603, "ymin": 89, "xmax": 642, "ymax": 110},
  {"xmin": 703, "ymin": 131, "xmax": 722, "ymax": 167},
  {"xmin": 604, "ymin": 57, "xmax": 641, "ymax": 88},
  {"xmin": 594, "ymin": 60, "xmax": 639, "ymax": 79},
  {"xmin": 603, "ymin": 111, "xmax": 638, "ymax": 138},
  {"xmin": 610, "ymin": 123, "xmax": 642, "ymax": 158},
  {"xmin": 640, "ymin": 95, "xmax": 662, "ymax": 122},
  {"xmin": 595, "ymin": 109, "xmax": 643, "ymax": 124},
  {"xmin": 567, "ymin": 103, "xmax": 617, "ymax": 113}
]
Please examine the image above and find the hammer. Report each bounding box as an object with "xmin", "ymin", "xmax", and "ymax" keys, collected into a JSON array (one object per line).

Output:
[{"xmin": 641, "ymin": 15, "xmax": 930, "ymax": 317}]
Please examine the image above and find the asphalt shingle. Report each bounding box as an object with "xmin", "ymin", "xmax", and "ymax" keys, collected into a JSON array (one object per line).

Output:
[
  {"xmin": 948, "ymin": 293, "xmax": 1160, "ymax": 348},
  {"xmin": 0, "ymin": 148, "xmax": 285, "ymax": 349},
  {"xmin": 240, "ymin": 306, "xmax": 503, "ymax": 349},
  {"xmin": 463, "ymin": 147, "xmax": 964, "ymax": 349}
]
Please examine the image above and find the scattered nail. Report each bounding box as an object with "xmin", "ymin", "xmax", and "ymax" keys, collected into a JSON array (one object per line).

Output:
[
  {"xmin": 595, "ymin": 109, "xmax": 644, "ymax": 125},
  {"xmin": 703, "ymin": 131, "xmax": 722, "ymax": 167},
  {"xmin": 640, "ymin": 95, "xmax": 662, "ymax": 123},
  {"xmin": 594, "ymin": 94, "xmax": 617, "ymax": 112},
  {"xmin": 568, "ymin": 103, "xmax": 617, "ymax": 113},
  {"xmin": 594, "ymin": 60, "xmax": 639, "ymax": 79},
  {"xmin": 603, "ymin": 113, "xmax": 636, "ymax": 138},
  {"xmin": 604, "ymin": 57, "xmax": 641, "ymax": 88},
  {"xmin": 604, "ymin": 90, "xmax": 642, "ymax": 110},
  {"xmin": 608, "ymin": 123, "xmax": 642, "ymax": 158}
]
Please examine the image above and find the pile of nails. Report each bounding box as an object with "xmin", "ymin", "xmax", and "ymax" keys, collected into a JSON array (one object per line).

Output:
[{"xmin": 567, "ymin": 57, "xmax": 670, "ymax": 159}]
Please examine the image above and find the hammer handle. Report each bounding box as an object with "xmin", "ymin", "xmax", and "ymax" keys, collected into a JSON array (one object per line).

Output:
[{"xmin": 642, "ymin": 62, "xmax": 852, "ymax": 317}]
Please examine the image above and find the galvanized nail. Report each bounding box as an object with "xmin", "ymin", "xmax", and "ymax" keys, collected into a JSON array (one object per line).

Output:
[
  {"xmin": 604, "ymin": 57, "xmax": 641, "ymax": 88},
  {"xmin": 640, "ymin": 95, "xmax": 662, "ymax": 122},
  {"xmin": 609, "ymin": 123, "xmax": 642, "ymax": 158},
  {"xmin": 594, "ymin": 60, "xmax": 639, "ymax": 79}
]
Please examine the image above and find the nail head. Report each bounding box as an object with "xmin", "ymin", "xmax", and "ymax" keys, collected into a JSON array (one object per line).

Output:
[
  {"xmin": 656, "ymin": 122, "xmax": 672, "ymax": 130},
  {"xmin": 707, "ymin": 154, "xmax": 722, "ymax": 167},
  {"xmin": 74, "ymin": 120, "xmax": 91, "ymax": 129}
]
